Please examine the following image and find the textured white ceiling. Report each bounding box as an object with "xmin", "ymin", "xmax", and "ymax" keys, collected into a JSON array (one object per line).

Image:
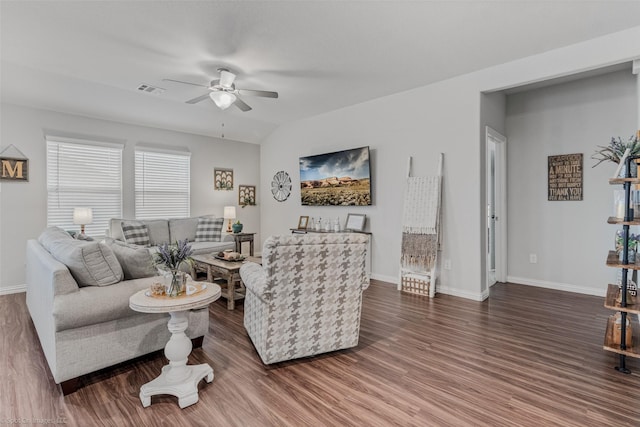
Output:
[{"xmin": 2, "ymin": 1, "xmax": 640, "ymax": 143}]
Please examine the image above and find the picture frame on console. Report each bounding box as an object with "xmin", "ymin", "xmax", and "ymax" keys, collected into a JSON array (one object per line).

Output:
[
  {"xmin": 345, "ymin": 213, "xmax": 366, "ymax": 232},
  {"xmin": 297, "ymin": 216, "xmax": 309, "ymax": 230}
]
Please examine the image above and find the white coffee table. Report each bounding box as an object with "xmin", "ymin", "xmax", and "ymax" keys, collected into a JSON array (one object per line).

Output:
[{"xmin": 129, "ymin": 282, "xmax": 221, "ymax": 409}]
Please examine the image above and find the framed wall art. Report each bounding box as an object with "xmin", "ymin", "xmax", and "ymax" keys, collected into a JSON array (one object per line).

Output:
[
  {"xmin": 239, "ymin": 185, "xmax": 256, "ymax": 206},
  {"xmin": 548, "ymin": 153, "xmax": 582, "ymax": 201},
  {"xmin": 0, "ymin": 144, "xmax": 29, "ymax": 181},
  {"xmin": 214, "ymin": 168, "xmax": 233, "ymax": 191}
]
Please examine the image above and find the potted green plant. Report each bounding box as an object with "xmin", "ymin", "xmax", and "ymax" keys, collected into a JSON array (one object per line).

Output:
[
  {"xmin": 592, "ymin": 135, "xmax": 640, "ymax": 176},
  {"xmin": 232, "ymin": 220, "xmax": 243, "ymax": 234}
]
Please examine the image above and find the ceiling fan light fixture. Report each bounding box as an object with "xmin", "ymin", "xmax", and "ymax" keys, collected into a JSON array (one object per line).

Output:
[
  {"xmin": 210, "ymin": 91, "xmax": 236, "ymax": 110},
  {"xmin": 219, "ymin": 70, "xmax": 236, "ymax": 88}
]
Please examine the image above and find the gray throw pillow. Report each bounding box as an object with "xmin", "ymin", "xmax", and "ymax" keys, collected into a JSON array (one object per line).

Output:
[
  {"xmin": 121, "ymin": 221, "xmax": 150, "ymax": 247},
  {"xmin": 105, "ymin": 238, "xmax": 158, "ymax": 280},
  {"xmin": 41, "ymin": 233, "xmax": 123, "ymax": 287},
  {"xmin": 38, "ymin": 226, "xmax": 74, "ymax": 248},
  {"xmin": 195, "ymin": 217, "xmax": 223, "ymax": 242}
]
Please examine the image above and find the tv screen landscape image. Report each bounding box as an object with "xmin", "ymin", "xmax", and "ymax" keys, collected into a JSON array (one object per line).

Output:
[{"xmin": 299, "ymin": 146, "xmax": 371, "ymax": 206}]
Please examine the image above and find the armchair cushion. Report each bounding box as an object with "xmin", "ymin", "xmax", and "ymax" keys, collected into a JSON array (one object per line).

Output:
[{"xmin": 239, "ymin": 262, "xmax": 270, "ymax": 302}]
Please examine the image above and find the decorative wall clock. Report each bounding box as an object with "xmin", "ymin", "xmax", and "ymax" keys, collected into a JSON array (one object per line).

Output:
[{"xmin": 271, "ymin": 170, "xmax": 292, "ymax": 202}]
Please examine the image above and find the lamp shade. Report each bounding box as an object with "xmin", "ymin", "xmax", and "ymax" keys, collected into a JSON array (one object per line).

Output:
[
  {"xmin": 210, "ymin": 91, "xmax": 237, "ymax": 110},
  {"xmin": 73, "ymin": 207, "xmax": 93, "ymax": 225},
  {"xmin": 223, "ymin": 206, "xmax": 236, "ymax": 220}
]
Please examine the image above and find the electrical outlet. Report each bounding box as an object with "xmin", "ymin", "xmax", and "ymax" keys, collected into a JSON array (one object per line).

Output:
[
  {"xmin": 529, "ymin": 254, "xmax": 537, "ymax": 264},
  {"xmin": 443, "ymin": 259, "xmax": 451, "ymax": 270}
]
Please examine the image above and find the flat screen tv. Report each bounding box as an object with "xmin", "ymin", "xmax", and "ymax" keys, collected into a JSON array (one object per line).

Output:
[{"xmin": 299, "ymin": 146, "xmax": 371, "ymax": 206}]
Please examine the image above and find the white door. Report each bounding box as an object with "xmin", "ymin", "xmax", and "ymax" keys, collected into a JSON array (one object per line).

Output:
[{"xmin": 486, "ymin": 127, "xmax": 507, "ymax": 286}]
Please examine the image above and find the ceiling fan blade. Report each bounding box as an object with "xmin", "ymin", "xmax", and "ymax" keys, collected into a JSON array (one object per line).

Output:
[
  {"xmin": 238, "ymin": 89, "xmax": 279, "ymax": 98},
  {"xmin": 162, "ymin": 78, "xmax": 209, "ymax": 88},
  {"xmin": 185, "ymin": 93, "xmax": 211, "ymax": 104},
  {"xmin": 233, "ymin": 96, "xmax": 252, "ymax": 112}
]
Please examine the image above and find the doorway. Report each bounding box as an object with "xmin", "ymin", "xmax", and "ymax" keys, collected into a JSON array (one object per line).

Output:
[{"xmin": 486, "ymin": 127, "xmax": 507, "ymax": 286}]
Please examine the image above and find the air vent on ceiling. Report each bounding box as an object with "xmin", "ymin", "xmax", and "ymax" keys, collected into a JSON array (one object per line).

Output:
[{"xmin": 136, "ymin": 83, "xmax": 165, "ymax": 95}]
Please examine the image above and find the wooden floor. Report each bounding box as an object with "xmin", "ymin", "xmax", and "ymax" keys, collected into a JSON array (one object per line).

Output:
[{"xmin": 2, "ymin": 280, "xmax": 639, "ymax": 426}]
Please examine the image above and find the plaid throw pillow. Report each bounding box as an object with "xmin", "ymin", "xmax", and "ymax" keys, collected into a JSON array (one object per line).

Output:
[
  {"xmin": 195, "ymin": 217, "xmax": 223, "ymax": 242},
  {"xmin": 121, "ymin": 221, "xmax": 150, "ymax": 247}
]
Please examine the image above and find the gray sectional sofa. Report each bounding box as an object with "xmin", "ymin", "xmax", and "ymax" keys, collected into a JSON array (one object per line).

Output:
[{"xmin": 26, "ymin": 216, "xmax": 234, "ymax": 395}]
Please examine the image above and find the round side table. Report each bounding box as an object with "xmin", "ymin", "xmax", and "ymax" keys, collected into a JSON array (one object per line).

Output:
[{"xmin": 129, "ymin": 282, "xmax": 221, "ymax": 409}]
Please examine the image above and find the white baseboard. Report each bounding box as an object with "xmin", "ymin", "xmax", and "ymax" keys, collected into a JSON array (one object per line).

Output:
[
  {"xmin": 436, "ymin": 285, "xmax": 488, "ymax": 301},
  {"xmin": 370, "ymin": 273, "xmax": 488, "ymax": 301},
  {"xmin": 507, "ymin": 276, "xmax": 605, "ymax": 297},
  {"xmin": 370, "ymin": 273, "xmax": 398, "ymax": 285},
  {"xmin": 0, "ymin": 284, "xmax": 26, "ymax": 295}
]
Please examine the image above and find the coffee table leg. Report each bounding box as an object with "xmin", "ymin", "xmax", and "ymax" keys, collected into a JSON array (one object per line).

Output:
[
  {"xmin": 226, "ymin": 275, "xmax": 235, "ymax": 310},
  {"xmin": 139, "ymin": 311, "xmax": 214, "ymax": 408}
]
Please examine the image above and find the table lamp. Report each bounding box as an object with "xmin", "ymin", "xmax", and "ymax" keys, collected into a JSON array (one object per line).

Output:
[
  {"xmin": 73, "ymin": 207, "xmax": 93, "ymax": 235},
  {"xmin": 223, "ymin": 206, "xmax": 236, "ymax": 233}
]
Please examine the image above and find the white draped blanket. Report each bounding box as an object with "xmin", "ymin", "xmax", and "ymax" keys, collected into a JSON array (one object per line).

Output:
[{"xmin": 402, "ymin": 176, "xmax": 441, "ymax": 235}]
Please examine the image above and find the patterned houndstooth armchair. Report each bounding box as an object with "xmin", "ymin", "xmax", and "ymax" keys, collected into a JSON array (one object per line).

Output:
[{"xmin": 239, "ymin": 233, "xmax": 370, "ymax": 364}]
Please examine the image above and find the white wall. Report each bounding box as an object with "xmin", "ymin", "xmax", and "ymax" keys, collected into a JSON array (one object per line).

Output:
[
  {"xmin": 0, "ymin": 104, "xmax": 261, "ymax": 292},
  {"xmin": 260, "ymin": 26, "xmax": 640, "ymax": 300},
  {"xmin": 505, "ymin": 70, "xmax": 637, "ymax": 296}
]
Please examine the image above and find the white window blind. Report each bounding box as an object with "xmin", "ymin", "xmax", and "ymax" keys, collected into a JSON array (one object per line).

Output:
[
  {"xmin": 135, "ymin": 148, "xmax": 191, "ymax": 219},
  {"xmin": 47, "ymin": 137, "xmax": 123, "ymax": 236}
]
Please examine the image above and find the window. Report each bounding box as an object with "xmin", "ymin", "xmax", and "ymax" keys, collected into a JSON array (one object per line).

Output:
[
  {"xmin": 135, "ymin": 147, "xmax": 191, "ymax": 219},
  {"xmin": 47, "ymin": 137, "xmax": 123, "ymax": 236}
]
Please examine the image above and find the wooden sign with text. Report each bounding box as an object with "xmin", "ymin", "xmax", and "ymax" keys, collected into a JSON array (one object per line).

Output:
[
  {"xmin": 548, "ymin": 153, "xmax": 582, "ymax": 201},
  {"xmin": 0, "ymin": 157, "xmax": 29, "ymax": 181}
]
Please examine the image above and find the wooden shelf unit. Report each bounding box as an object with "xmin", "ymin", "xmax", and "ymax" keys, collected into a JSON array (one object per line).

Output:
[
  {"xmin": 607, "ymin": 216, "xmax": 640, "ymax": 226},
  {"xmin": 609, "ymin": 177, "xmax": 640, "ymax": 185},
  {"xmin": 603, "ymin": 315, "xmax": 640, "ymax": 359},
  {"xmin": 605, "ymin": 163, "xmax": 640, "ymax": 371},
  {"xmin": 606, "ymin": 250, "xmax": 640, "ymax": 270},
  {"xmin": 604, "ymin": 284, "xmax": 640, "ymax": 314}
]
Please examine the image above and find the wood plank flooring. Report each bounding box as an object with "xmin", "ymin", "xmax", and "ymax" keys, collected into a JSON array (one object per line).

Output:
[{"xmin": 1, "ymin": 281, "xmax": 639, "ymax": 426}]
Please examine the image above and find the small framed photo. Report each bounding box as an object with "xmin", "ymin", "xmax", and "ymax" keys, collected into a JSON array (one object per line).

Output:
[
  {"xmin": 298, "ymin": 216, "xmax": 309, "ymax": 230},
  {"xmin": 345, "ymin": 213, "xmax": 366, "ymax": 231}
]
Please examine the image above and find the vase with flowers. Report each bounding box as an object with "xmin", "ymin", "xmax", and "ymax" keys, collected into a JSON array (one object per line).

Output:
[
  {"xmin": 592, "ymin": 135, "xmax": 640, "ymax": 177},
  {"xmin": 154, "ymin": 240, "xmax": 194, "ymax": 297}
]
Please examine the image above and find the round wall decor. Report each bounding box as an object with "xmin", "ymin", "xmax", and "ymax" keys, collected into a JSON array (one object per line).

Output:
[{"xmin": 271, "ymin": 170, "xmax": 292, "ymax": 202}]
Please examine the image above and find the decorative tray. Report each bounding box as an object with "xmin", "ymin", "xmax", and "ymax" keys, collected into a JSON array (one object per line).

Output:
[
  {"xmin": 145, "ymin": 283, "xmax": 207, "ymax": 299},
  {"xmin": 214, "ymin": 254, "xmax": 246, "ymax": 262}
]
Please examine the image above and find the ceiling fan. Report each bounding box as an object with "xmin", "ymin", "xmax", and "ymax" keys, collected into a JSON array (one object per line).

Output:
[{"xmin": 163, "ymin": 68, "xmax": 278, "ymax": 112}]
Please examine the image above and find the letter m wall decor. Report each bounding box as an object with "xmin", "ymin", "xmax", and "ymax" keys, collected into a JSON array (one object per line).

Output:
[{"xmin": 0, "ymin": 145, "xmax": 29, "ymax": 181}]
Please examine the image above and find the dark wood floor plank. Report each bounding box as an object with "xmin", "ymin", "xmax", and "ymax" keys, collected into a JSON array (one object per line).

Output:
[{"xmin": 1, "ymin": 281, "xmax": 640, "ymax": 426}]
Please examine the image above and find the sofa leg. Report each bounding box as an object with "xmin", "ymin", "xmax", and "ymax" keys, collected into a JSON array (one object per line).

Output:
[
  {"xmin": 60, "ymin": 378, "xmax": 79, "ymax": 395},
  {"xmin": 191, "ymin": 336, "xmax": 204, "ymax": 349}
]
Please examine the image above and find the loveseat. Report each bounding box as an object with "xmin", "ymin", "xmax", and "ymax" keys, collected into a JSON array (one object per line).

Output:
[
  {"xmin": 239, "ymin": 233, "xmax": 370, "ymax": 364},
  {"xmin": 25, "ymin": 226, "xmax": 211, "ymax": 395}
]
